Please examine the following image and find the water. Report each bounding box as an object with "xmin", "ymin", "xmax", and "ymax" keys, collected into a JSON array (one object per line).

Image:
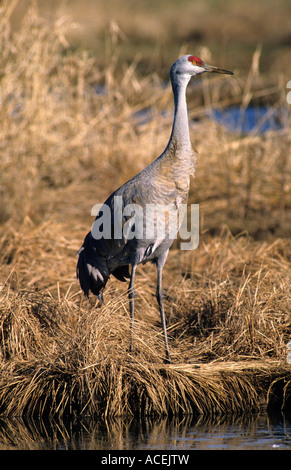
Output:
[
  {"xmin": 1, "ymin": 412, "xmax": 291, "ymax": 450},
  {"xmin": 211, "ymin": 106, "xmax": 287, "ymax": 135},
  {"xmin": 132, "ymin": 105, "xmax": 288, "ymax": 135},
  {"xmin": 94, "ymin": 79, "xmax": 288, "ymax": 136}
]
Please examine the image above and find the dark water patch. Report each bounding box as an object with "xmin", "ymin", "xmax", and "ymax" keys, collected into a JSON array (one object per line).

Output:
[
  {"xmin": 1, "ymin": 411, "xmax": 291, "ymax": 450},
  {"xmin": 210, "ymin": 106, "xmax": 288, "ymax": 135}
]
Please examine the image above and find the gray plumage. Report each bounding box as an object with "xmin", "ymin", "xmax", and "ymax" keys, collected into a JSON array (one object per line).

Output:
[{"xmin": 77, "ymin": 55, "xmax": 233, "ymax": 363}]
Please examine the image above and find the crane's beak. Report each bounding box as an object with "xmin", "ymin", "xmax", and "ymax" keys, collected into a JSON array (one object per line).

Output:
[{"xmin": 204, "ymin": 64, "xmax": 233, "ymax": 75}]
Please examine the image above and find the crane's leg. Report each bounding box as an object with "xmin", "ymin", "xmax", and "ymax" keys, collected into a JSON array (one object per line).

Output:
[
  {"xmin": 156, "ymin": 254, "xmax": 172, "ymax": 364},
  {"xmin": 128, "ymin": 264, "xmax": 137, "ymax": 353}
]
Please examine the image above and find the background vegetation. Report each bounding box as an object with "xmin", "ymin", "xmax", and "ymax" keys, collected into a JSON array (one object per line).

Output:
[{"xmin": 0, "ymin": 0, "xmax": 290, "ymax": 420}]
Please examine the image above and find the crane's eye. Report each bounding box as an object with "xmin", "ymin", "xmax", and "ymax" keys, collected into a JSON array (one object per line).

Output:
[{"xmin": 188, "ymin": 55, "xmax": 204, "ymax": 66}]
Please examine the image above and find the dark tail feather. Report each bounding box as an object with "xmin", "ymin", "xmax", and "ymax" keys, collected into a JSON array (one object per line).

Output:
[
  {"xmin": 76, "ymin": 232, "xmax": 109, "ymax": 299},
  {"xmin": 111, "ymin": 265, "xmax": 130, "ymax": 282}
]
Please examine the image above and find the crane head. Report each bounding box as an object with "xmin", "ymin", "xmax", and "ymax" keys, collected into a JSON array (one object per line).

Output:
[{"xmin": 171, "ymin": 55, "xmax": 233, "ymax": 81}]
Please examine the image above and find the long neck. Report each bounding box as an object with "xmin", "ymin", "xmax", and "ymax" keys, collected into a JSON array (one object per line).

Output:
[{"xmin": 168, "ymin": 74, "xmax": 192, "ymax": 152}]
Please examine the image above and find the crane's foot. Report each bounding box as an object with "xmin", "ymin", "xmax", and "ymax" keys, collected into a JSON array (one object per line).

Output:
[
  {"xmin": 163, "ymin": 352, "xmax": 172, "ymax": 364},
  {"xmin": 163, "ymin": 358, "xmax": 172, "ymax": 365},
  {"xmin": 96, "ymin": 292, "xmax": 104, "ymax": 304}
]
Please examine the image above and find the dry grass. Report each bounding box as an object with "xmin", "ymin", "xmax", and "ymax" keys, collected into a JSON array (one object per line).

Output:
[
  {"xmin": 0, "ymin": 2, "xmax": 290, "ymax": 419},
  {"xmin": 0, "ymin": 286, "xmax": 286, "ymax": 418},
  {"xmin": 11, "ymin": 0, "xmax": 291, "ymax": 78}
]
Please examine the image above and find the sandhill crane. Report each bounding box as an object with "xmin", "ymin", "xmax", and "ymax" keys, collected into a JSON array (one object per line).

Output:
[{"xmin": 77, "ymin": 55, "xmax": 233, "ymax": 363}]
